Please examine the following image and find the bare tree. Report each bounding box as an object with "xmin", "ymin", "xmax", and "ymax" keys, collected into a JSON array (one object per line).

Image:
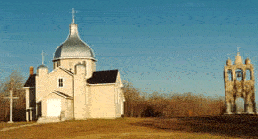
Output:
[
  {"xmin": 122, "ymin": 80, "xmax": 226, "ymax": 118},
  {"xmin": 0, "ymin": 70, "xmax": 26, "ymax": 121},
  {"xmin": 122, "ymin": 81, "xmax": 147, "ymax": 117}
]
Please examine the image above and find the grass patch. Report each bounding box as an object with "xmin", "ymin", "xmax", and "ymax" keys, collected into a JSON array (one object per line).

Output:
[{"xmin": 0, "ymin": 117, "xmax": 243, "ymax": 139}]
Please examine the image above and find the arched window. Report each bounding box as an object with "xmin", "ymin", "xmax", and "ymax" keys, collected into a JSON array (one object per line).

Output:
[
  {"xmin": 83, "ymin": 61, "xmax": 87, "ymax": 74},
  {"xmin": 235, "ymin": 97, "xmax": 245, "ymax": 113},
  {"xmin": 57, "ymin": 61, "xmax": 61, "ymax": 67},
  {"xmin": 227, "ymin": 70, "xmax": 233, "ymax": 81},
  {"xmin": 235, "ymin": 69, "xmax": 243, "ymax": 81},
  {"xmin": 246, "ymin": 69, "xmax": 251, "ymax": 80}
]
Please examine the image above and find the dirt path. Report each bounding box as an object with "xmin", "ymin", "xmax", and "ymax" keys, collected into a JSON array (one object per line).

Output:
[{"xmin": 0, "ymin": 123, "xmax": 40, "ymax": 132}]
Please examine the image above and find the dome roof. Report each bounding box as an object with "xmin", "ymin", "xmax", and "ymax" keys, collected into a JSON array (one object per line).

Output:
[
  {"xmin": 37, "ymin": 64, "xmax": 48, "ymax": 70},
  {"xmin": 53, "ymin": 23, "xmax": 95, "ymax": 61}
]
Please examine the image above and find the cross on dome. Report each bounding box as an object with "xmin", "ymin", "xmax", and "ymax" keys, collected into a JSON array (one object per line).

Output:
[
  {"xmin": 72, "ymin": 8, "xmax": 76, "ymax": 23},
  {"xmin": 53, "ymin": 8, "xmax": 95, "ymax": 61},
  {"xmin": 41, "ymin": 50, "xmax": 46, "ymax": 65}
]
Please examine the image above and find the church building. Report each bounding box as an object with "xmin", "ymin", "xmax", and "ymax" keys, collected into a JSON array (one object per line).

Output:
[{"xmin": 23, "ymin": 12, "xmax": 125, "ymax": 122}]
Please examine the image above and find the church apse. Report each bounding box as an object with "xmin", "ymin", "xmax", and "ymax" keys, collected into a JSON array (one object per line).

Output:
[{"xmin": 224, "ymin": 52, "xmax": 256, "ymax": 114}]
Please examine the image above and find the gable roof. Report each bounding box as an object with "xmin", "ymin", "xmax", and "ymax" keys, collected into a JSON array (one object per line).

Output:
[
  {"xmin": 87, "ymin": 69, "xmax": 118, "ymax": 84},
  {"xmin": 24, "ymin": 74, "xmax": 36, "ymax": 87},
  {"xmin": 52, "ymin": 91, "xmax": 73, "ymax": 99},
  {"xmin": 59, "ymin": 67, "xmax": 74, "ymax": 76}
]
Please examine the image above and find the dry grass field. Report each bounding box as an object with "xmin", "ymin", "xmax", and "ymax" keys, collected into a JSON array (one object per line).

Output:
[
  {"xmin": 0, "ymin": 121, "xmax": 35, "ymax": 130},
  {"xmin": 1, "ymin": 116, "xmax": 255, "ymax": 139}
]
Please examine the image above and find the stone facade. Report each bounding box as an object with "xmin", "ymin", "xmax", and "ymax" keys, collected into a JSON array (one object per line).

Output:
[{"xmin": 224, "ymin": 52, "xmax": 256, "ymax": 114}]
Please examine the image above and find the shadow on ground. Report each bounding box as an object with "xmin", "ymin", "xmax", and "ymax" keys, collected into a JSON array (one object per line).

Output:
[{"xmin": 131, "ymin": 115, "xmax": 258, "ymax": 138}]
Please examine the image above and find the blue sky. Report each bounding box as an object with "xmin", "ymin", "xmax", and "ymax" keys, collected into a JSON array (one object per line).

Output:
[{"xmin": 1, "ymin": 0, "xmax": 258, "ymax": 100}]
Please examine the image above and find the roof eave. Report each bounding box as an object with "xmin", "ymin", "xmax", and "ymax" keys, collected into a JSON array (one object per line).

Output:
[
  {"xmin": 53, "ymin": 57, "xmax": 97, "ymax": 62},
  {"xmin": 88, "ymin": 83, "xmax": 116, "ymax": 86}
]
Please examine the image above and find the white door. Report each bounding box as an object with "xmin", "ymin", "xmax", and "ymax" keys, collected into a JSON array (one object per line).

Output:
[{"xmin": 47, "ymin": 99, "xmax": 61, "ymax": 117}]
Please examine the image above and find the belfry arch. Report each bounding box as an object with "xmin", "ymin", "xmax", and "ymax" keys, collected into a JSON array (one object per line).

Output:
[
  {"xmin": 235, "ymin": 97, "xmax": 245, "ymax": 113},
  {"xmin": 224, "ymin": 52, "xmax": 256, "ymax": 114}
]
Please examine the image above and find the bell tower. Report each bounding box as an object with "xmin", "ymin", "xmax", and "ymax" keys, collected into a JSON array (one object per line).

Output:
[{"xmin": 224, "ymin": 49, "xmax": 256, "ymax": 114}]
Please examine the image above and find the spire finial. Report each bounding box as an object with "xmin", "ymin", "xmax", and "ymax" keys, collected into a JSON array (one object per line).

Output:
[
  {"xmin": 41, "ymin": 50, "xmax": 45, "ymax": 65},
  {"xmin": 237, "ymin": 47, "xmax": 241, "ymax": 56},
  {"xmin": 72, "ymin": 8, "xmax": 75, "ymax": 23},
  {"xmin": 237, "ymin": 47, "xmax": 241, "ymax": 52}
]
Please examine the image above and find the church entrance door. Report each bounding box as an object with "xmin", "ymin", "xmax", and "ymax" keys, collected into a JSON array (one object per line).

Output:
[{"xmin": 47, "ymin": 99, "xmax": 61, "ymax": 117}]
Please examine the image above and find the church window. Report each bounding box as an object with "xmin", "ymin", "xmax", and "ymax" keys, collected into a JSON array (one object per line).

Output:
[
  {"xmin": 227, "ymin": 70, "xmax": 233, "ymax": 81},
  {"xmin": 57, "ymin": 61, "xmax": 61, "ymax": 67},
  {"xmin": 235, "ymin": 69, "xmax": 243, "ymax": 81},
  {"xmin": 58, "ymin": 78, "xmax": 63, "ymax": 87},
  {"xmin": 246, "ymin": 69, "xmax": 251, "ymax": 80}
]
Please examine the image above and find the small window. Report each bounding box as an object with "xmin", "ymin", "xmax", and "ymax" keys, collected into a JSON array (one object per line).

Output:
[
  {"xmin": 58, "ymin": 78, "xmax": 63, "ymax": 87},
  {"xmin": 227, "ymin": 70, "xmax": 233, "ymax": 81},
  {"xmin": 57, "ymin": 61, "xmax": 61, "ymax": 67},
  {"xmin": 235, "ymin": 69, "xmax": 243, "ymax": 81},
  {"xmin": 246, "ymin": 69, "xmax": 251, "ymax": 80}
]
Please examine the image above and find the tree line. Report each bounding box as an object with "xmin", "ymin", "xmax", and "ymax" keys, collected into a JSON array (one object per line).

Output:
[{"xmin": 122, "ymin": 81, "xmax": 226, "ymax": 118}]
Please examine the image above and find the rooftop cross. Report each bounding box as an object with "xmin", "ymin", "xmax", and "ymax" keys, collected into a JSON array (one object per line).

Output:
[
  {"xmin": 237, "ymin": 47, "xmax": 241, "ymax": 56},
  {"xmin": 237, "ymin": 47, "xmax": 241, "ymax": 52},
  {"xmin": 41, "ymin": 50, "xmax": 45, "ymax": 65},
  {"xmin": 72, "ymin": 8, "xmax": 75, "ymax": 23}
]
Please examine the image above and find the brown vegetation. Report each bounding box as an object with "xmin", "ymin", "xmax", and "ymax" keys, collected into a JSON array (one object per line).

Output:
[
  {"xmin": 0, "ymin": 118, "xmax": 235, "ymax": 139},
  {"xmin": 123, "ymin": 81, "xmax": 226, "ymax": 118},
  {"xmin": 132, "ymin": 115, "xmax": 258, "ymax": 138},
  {"xmin": 0, "ymin": 70, "xmax": 26, "ymax": 121}
]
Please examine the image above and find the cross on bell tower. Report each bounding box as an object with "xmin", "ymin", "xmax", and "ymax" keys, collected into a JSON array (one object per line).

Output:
[{"xmin": 237, "ymin": 47, "xmax": 241, "ymax": 56}]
